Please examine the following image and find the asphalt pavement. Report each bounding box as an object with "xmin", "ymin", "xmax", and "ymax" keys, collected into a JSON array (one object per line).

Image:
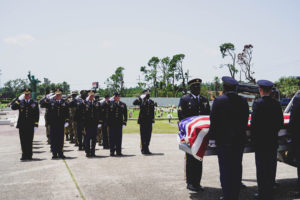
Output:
[{"xmin": 0, "ymin": 125, "xmax": 299, "ymax": 200}]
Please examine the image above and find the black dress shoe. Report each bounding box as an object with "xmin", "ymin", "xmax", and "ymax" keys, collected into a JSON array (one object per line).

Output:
[
  {"xmin": 86, "ymin": 153, "xmax": 91, "ymax": 157},
  {"xmin": 110, "ymin": 152, "xmax": 115, "ymax": 156},
  {"xmin": 91, "ymin": 152, "xmax": 96, "ymax": 157},
  {"xmin": 59, "ymin": 154, "xmax": 66, "ymax": 159},
  {"xmin": 197, "ymin": 185, "xmax": 204, "ymax": 191},
  {"xmin": 52, "ymin": 155, "xmax": 58, "ymax": 159},
  {"xmin": 20, "ymin": 157, "xmax": 26, "ymax": 161},
  {"xmin": 187, "ymin": 184, "xmax": 199, "ymax": 192},
  {"xmin": 254, "ymin": 193, "xmax": 260, "ymax": 199},
  {"xmin": 273, "ymin": 181, "xmax": 279, "ymax": 189},
  {"xmin": 116, "ymin": 153, "xmax": 123, "ymax": 156},
  {"xmin": 145, "ymin": 151, "xmax": 152, "ymax": 155},
  {"xmin": 240, "ymin": 182, "xmax": 247, "ymax": 189}
]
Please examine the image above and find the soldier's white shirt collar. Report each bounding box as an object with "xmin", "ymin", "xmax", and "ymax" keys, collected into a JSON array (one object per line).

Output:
[{"xmin": 191, "ymin": 94, "xmax": 200, "ymax": 99}]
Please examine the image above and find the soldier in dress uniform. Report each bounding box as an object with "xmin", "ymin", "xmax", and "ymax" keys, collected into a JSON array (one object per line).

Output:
[
  {"xmin": 94, "ymin": 93, "xmax": 103, "ymax": 146},
  {"xmin": 133, "ymin": 89, "xmax": 155, "ymax": 154},
  {"xmin": 100, "ymin": 94, "xmax": 111, "ymax": 149},
  {"xmin": 251, "ymin": 80, "xmax": 283, "ymax": 200},
  {"xmin": 84, "ymin": 90, "xmax": 101, "ymax": 157},
  {"xmin": 108, "ymin": 92, "xmax": 127, "ymax": 156},
  {"xmin": 69, "ymin": 90, "xmax": 87, "ymax": 150},
  {"xmin": 177, "ymin": 78, "xmax": 210, "ymax": 192},
  {"xmin": 208, "ymin": 77, "xmax": 249, "ymax": 200},
  {"xmin": 66, "ymin": 91, "xmax": 78, "ymax": 144},
  {"xmin": 288, "ymin": 90, "xmax": 300, "ymax": 197},
  {"xmin": 40, "ymin": 88, "xmax": 70, "ymax": 159},
  {"xmin": 11, "ymin": 88, "xmax": 40, "ymax": 160}
]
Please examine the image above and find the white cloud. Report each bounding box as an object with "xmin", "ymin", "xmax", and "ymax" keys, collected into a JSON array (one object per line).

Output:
[{"xmin": 3, "ymin": 34, "xmax": 35, "ymax": 46}]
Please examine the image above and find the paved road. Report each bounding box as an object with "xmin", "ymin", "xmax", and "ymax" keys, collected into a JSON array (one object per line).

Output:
[{"xmin": 0, "ymin": 125, "xmax": 299, "ymax": 200}]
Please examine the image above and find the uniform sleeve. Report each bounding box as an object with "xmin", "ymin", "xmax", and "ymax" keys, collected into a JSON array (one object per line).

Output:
[
  {"xmin": 123, "ymin": 103, "xmax": 128, "ymax": 125},
  {"xmin": 34, "ymin": 102, "xmax": 40, "ymax": 127},
  {"xmin": 40, "ymin": 97, "xmax": 49, "ymax": 108},
  {"xmin": 276, "ymin": 102, "xmax": 284, "ymax": 131},
  {"xmin": 178, "ymin": 97, "xmax": 186, "ymax": 121},
  {"xmin": 208, "ymin": 99, "xmax": 218, "ymax": 140},
  {"xmin": 250, "ymin": 100, "xmax": 260, "ymax": 140},
  {"xmin": 64, "ymin": 102, "xmax": 70, "ymax": 123},
  {"xmin": 98, "ymin": 103, "xmax": 103, "ymax": 124},
  {"xmin": 133, "ymin": 98, "xmax": 141, "ymax": 106},
  {"xmin": 11, "ymin": 98, "xmax": 20, "ymax": 110},
  {"xmin": 203, "ymin": 97, "xmax": 211, "ymax": 115},
  {"xmin": 151, "ymin": 101, "xmax": 155, "ymax": 123}
]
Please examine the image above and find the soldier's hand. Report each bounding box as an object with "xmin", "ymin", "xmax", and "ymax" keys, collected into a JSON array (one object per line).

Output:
[
  {"xmin": 98, "ymin": 124, "xmax": 102, "ymax": 128},
  {"xmin": 64, "ymin": 122, "xmax": 69, "ymax": 127},
  {"xmin": 208, "ymin": 140, "xmax": 216, "ymax": 148},
  {"xmin": 122, "ymin": 124, "xmax": 126, "ymax": 128},
  {"xmin": 18, "ymin": 94, "xmax": 25, "ymax": 101}
]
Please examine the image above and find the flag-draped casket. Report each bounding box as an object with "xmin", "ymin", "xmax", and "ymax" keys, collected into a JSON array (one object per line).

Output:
[{"xmin": 178, "ymin": 113, "xmax": 291, "ymax": 161}]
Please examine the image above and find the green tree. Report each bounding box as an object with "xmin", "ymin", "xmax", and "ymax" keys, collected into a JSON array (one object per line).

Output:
[
  {"xmin": 220, "ymin": 43, "xmax": 238, "ymax": 79},
  {"xmin": 106, "ymin": 66, "xmax": 125, "ymax": 95},
  {"xmin": 2, "ymin": 79, "xmax": 29, "ymax": 98},
  {"xmin": 140, "ymin": 57, "xmax": 160, "ymax": 97},
  {"xmin": 275, "ymin": 77, "xmax": 299, "ymax": 98},
  {"xmin": 170, "ymin": 54, "xmax": 187, "ymax": 93}
]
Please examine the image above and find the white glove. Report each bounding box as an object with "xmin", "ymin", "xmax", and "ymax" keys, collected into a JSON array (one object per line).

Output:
[
  {"xmin": 34, "ymin": 127, "xmax": 38, "ymax": 132},
  {"xmin": 64, "ymin": 122, "xmax": 69, "ymax": 127},
  {"xmin": 208, "ymin": 140, "xmax": 216, "ymax": 148},
  {"xmin": 122, "ymin": 125, "xmax": 125, "ymax": 128},
  {"xmin": 49, "ymin": 94, "xmax": 56, "ymax": 100},
  {"xmin": 98, "ymin": 124, "xmax": 102, "ymax": 128},
  {"xmin": 18, "ymin": 94, "xmax": 25, "ymax": 101}
]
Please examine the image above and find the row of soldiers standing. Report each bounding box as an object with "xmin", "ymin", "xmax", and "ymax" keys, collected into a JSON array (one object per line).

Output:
[{"xmin": 41, "ymin": 89, "xmax": 128, "ymax": 158}]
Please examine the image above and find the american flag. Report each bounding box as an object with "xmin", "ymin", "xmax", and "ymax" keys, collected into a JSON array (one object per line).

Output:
[{"xmin": 178, "ymin": 114, "xmax": 290, "ymax": 161}]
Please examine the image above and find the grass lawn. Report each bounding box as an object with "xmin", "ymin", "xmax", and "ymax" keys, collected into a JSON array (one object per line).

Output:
[
  {"xmin": 123, "ymin": 120, "xmax": 179, "ymax": 134},
  {"xmin": 128, "ymin": 108, "xmax": 178, "ymax": 119},
  {"xmin": 0, "ymin": 104, "xmax": 7, "ymax": 109}
]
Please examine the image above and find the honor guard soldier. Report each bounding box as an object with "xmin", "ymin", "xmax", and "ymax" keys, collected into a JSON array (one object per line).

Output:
[
  {"xmin": 66, "ymin": 91, "xmax": 78, "ymax": 144},
  {"xmin": 133, "ymin": 89, "xmax": 155, "ymax": 154},
  {"xmin": 177, "ymin": 78, "xmax": 210, "ymax": 192},
  {"xmin": 288, "ymin": 90, "xmax": 300, "ymax": 197},
  {"xmin": 251, "ymin": 80, "xmax": 283, "ymax": 200},
  {"xmin": 69, "ymin": 90, "xmax": 87, "ymax": 150},
  {"xmin": 100, "ymin": 94, "xmax": 111, "ymax": 149},
  {"xmin": 40, "ymin": 89, "xmax": 70, "ymax": 159},
  {"xmin": 11, "ymin": 88, "xmax": 40, "ymax": 160},
  {"xmin": 108, "ymin": 92, "xmax": 127, "ymax": 156},
  {"xmin": 208, "ymin": 77, "xmax": 249, "ymax": 200},
  {"xmin": 84, "ymin": 90, "xmax": 101, "ymax": 157},
  {"xmin": 94, "ymin": 93, "xmax": 103, "ymax": 146}
]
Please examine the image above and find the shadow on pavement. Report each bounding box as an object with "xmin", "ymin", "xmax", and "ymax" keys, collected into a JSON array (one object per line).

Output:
[
  {"xmin": 63, "ymin": 149, "xmax": 74, "ymax": 152},
  {"xmin": 143, "ymin": 152, "xmax": 164, "ymax": 156},
  {"xmin": 189, "ymin": 178, "xmax": 300, "ymax": 200},
  {"xmin": 87, "ymin": 155, "xmax": 110, "ymax": 159},
  {"xmin": 21, "ymin": 158, "xmax": 46, "ymax": 162},
  {"xmin": 116, "ymin": 154, "xmax": 136, "ymax": 158},
  {"xmin": 33, "ymin": 151, "xmax": 46, "ymax": 154},
  {"xmin": 32, "ymin": 146, "xmax": 43, "ymax": 149}
]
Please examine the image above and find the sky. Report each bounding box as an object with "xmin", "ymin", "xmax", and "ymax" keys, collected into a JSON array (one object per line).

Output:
[{"xmin": 0, "ymin": 0, "xmax": 300, "ymax": 90}]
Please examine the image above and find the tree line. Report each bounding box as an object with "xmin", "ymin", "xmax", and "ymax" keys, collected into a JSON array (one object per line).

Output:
[{"xmin": 1, "ymin": 42, "xmax": 299, "ymax": 100}]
